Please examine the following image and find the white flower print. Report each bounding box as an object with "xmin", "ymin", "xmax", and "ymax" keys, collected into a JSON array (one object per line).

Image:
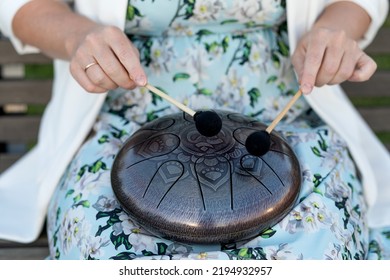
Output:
[
  {"xmin": 186, "ymin": 93, "xmax": 217, "ymax": 111},
  {"xmin": 59, "ymin": 206, "xmax": 87, "ymax": 255},
  {"xmin": 116, "ymin": 213, "xmax": 158, "ymax": 253},
  {"xmin": 80, "ymin": 235, "xmax": 110, "ymax": 259},
  {"xmin": 191, "ymin": 0, "xmax": 226, "ymax": 22},
  {"xmin": 75, "ymin": 170, "xmax": 110, "ymax": 198},
  {"xmin": 229, "ymin": 0, "xmax": 284, "ymax": 25},
  {"xmin": 149, "ymin": 38, "xmax": 175, "ymax": 75},
  {"xmin": 265, "ymin": 243, "xmax": 303, "ymax": 260},
  {"xmin": 93, "ymin": 195, "xmax": 120, "ymax": 212},
  {"xmin": 215, "ymin": 69, "xmax": 250, "ymax": 112},
  {"xmin": 261, "ymin": 95, "xmax": 302, "ymax": 123},
  {"xmin": 124, "ymin": 10, "xmax": 152, "ymax": 34},
  {"xmin": 280, "ymin": 195, "xmax": 335, "ymax": 234},
  {"xmin": 324, "ymin": 243, "xmax": 343, "ymax": 260},
  {"xmin": 247, "ymin": 36, "xmax": 269, "ymax": 73},
  {"xmin": 317, "ymin": 133, "xmax": 348, "ymax": 170},
  {"xmin": 167, "ymin": 22, "xmax": 194, "ymax": 36},
  {"xmin": 179, "ymin": 45, "xmax": 212, "ymax": 84}
]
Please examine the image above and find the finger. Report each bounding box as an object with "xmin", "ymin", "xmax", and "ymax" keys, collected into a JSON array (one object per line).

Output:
[
  {"xmin": 300, "ymin": 34, "xmax": 327, "ymax": 94},
  {"xmin": 348, "ymin": 53, "xmax": 377, "ymax": 82},
  {"xmin": 315, "ymin": 45, "xmax": 344, "ymax": 87},
  {"xmin": 85, "ymin": 61, "xmax": 118, "ymax": 90},
  {"xmin": 291, "ymin": 48, "xmax": 305, "ymax": 84},
  {"xmin": 92, "ymin": 44, "xmax": 137, "ymax": 89},
  {"xmin": 107, "ymin": 31, "xmax": 147, "ymax": 86},
  {"xmin": 70, "ymin": 62, "xmax": 107, "ymax": 93},
  {"xmin": 327, "ymin": 50, "xmax": 357, "ymax": 85}
]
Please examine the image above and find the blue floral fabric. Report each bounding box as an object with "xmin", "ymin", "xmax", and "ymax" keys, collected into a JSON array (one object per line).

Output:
[{"xmin": 46, "ymin": 0, "xmax": 390, "ymax": 260}]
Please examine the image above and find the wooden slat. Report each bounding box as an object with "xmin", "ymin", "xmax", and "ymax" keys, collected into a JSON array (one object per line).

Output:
[
  {"xmin": 0, "ymin": 40, "xmax": 51, "ymax": 64},
  {"xmin": 0, "ymin": 247, "xmax": 49, "ymax": 260},
  {"xmin": 342, "ymin": 71, "xmax": 390, "ymax": 97},
  {"xmin": 0, "ymin": 231, "xmax": 49, "ymax": 260},
  {"xmin": 366, "ymin": 28, "xmax": 390, "ymax": 54},
  {"xmin": 357, "ymin": 107, "xmax": 390, "ymax": 131},
  {"xmin": 0, "ymin": 234, "xmax": 49, "ymax": 248},
  {"xmin": 0, "ymin": 80, "xmax": 52, "ymax": 105},
  {"xmin": 0, "ymin": 115, "xmax": 41, "ymax": 141}
]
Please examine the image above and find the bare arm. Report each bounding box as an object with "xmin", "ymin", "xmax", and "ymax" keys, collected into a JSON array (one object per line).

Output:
[
  {"xmin": 12, "ymin": 0, "xmax": 147, "ymax": 93},
  {"xmin": 292, "ymin": 1, "xmax": 377, "ymax": 94}
]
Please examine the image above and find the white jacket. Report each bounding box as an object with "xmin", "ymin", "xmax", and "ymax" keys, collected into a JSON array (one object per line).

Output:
[{"xmin": 0, "ymin": 0, "xmax": 389, "ymax": 243}]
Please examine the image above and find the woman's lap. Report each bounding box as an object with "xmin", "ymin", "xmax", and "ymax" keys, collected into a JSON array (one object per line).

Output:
[{"xmin": 46, "ymin": 111, "xmax": 386, "ymax": 260}]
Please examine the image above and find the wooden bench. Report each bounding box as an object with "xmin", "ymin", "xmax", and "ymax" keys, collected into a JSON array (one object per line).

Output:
[{"xmin": 1, "ymin": 19, "xmax": 390, "ymax": 259}]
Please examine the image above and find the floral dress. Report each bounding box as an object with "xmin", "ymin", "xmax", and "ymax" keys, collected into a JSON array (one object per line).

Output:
[{"xmin": 46, "ymin": 0, "xmax": 390, "ymax": 260}]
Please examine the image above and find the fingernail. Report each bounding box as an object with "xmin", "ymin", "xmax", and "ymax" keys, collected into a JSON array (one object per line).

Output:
[
  {"xmin": 300, "ymin": 83, "xmax": 313, "ymax": 94},
  {"xmin": 135, "ymin": 75, "xmax": 147, "ymax": 86}
]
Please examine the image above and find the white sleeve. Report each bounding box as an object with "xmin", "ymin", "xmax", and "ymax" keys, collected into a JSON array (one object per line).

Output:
[
  {"xmin": 328, "ymin": 0, "xmax": 389, "ymax": 49},
  {"xmin": 0, "ymin": 0, "xmax": 39, "ymax": 54}
]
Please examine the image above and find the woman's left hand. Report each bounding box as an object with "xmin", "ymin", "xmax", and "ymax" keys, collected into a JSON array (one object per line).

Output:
[{"xmin": 291, "ymin": 27, "xmax": 377, "ymax": 94}]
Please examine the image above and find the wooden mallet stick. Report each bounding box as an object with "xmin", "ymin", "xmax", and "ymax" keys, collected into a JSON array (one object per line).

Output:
[
  {"xmin": 265, "ymin": 89, "xmax": 302, "ymax": 133},
  {"xmin": 144, "ymin": 83, "xmax": 196, "ymax": 116},
  {"xmin": 144, "ymin": 83, "xmax": 222, "ymax": 137}
]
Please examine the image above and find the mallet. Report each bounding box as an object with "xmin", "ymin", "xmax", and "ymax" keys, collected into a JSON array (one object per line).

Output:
[
  {"xmin": 144, "ymin": 84, "xmax": 222, "ymax": 137},
  {"xmin": 245, "ymin": 89, "xmax": 303, "ymax": 156}
]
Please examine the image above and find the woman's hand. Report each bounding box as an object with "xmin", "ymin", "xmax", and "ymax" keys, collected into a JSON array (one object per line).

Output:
[
  {"xmin": 291, "ymin": 27, "xmax": 377, "ymax": 94},
  {"xmin": 291, "ymin": 1, "xmax": 377, "ymax": 94},
  {"xmin": 12, "ymin": 0, "xmax": 147, "ymax": 93},
  {"xmin": 69, "ymin": 25, "xmax": 147, "ymax": 93}
]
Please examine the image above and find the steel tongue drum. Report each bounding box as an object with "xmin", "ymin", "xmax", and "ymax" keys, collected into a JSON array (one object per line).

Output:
[{"xmin": 111, "ymin": 110, "xmax": 301, "ymax": 244}]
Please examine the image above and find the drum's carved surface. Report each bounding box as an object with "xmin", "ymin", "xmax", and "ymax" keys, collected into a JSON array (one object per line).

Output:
[{"xmin": 111, "ymin": 110, "xmax": 301, "ymax": 244}]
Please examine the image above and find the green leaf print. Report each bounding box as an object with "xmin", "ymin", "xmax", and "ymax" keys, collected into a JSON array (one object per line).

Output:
[
  {"xmin": 240, "ymin": 41, "xmax": 252, "ymax": 65},
  {"xmin": 55, "ymin": 248, "xmax": 61, "ymax": 260},
  {"xmin": 157, "ymin": 242, "xmax": 168, "ymax": 255},
  {"xmin": 277, "ymin": 39, "xmax": 290, "ymax": 57},
  {"xmin": 173, "ymin": 72, "xmax": 190, "ymax": 82},
  {"xmin": 76, "ymin": 165, "xmax": 88, "ymax": 181},
  {"xmin": 248, "ymin": 87, "xmax": 261, "ymax": 107},
  {"xmin": 204, "ymin": 41, "xmax": 219, "ymax": 52},
  {"xmin": 221, "ymin": 36, "xmax": 230, "ymax": 53},
  {"xmin": 198, "ymin": 88, "xmax": 213, "ymax": 96},
  {"xmin": 127, "ymin": 5, "xmax": 143, "ymax": 21},
  {"xmin": 221, "ymin": 19, "xmax": 239, "ymax": 25},
  {"xmin": 168, "ymin": 0, "xmax": 195, "ymax": 27},
  {"xmin": 98, "ymin": 134, "xmax": 110, "ymax": 144},
  {"xmin": 147, "ymin": 111, "xmax": 159, "ymax": 122},
  {"xmin": 260, "ymin": 228, "xmax": 277, "ymax": 239},
  {"xmin": 110, "ymin": 231, "xmax": 132, "ymax": 250},
  {"xmin": 238, "ymin": 248, "xmax": 250, "ymax": 258},
  {"xmin": 75, "ymin": 200, "xmax": 90, "ymax": 208},
  {"xmin": 311, "ymin": 146, "xmax": 324, "ymax": 158},
  {"xmin": 195, "ymin": 29, "xmax": 214, "ymax": 41},
  {"xmin": 88, "ymin": 158, "xmax": 108, "ymax": 174},
  {"xmin": 382, "ymin": 231, "xmax": 390, "ymax": 239},
  {"xmin": 369, "ymin": 240, "xmax": 383, "ymax": 259},
  {"xmin": 225, "ymin": 247, "xmax": 267, "ymax": 260},
  {"xmin": 110, "ymin": 252, "xmax": 137, "ymax": 260},
  {"xmin": 65, "ymin": 189, "xmax": 75, "ymax": 198},
  {"xmin": 142, "ymin": 250, "xmax": 155, "ymax": 256},
  {"xmin": 73, "ymin": 193, "xmax": 82, "ymax": 203},
  {"xmin": 271, "ymin": 52, "xmax": 280, "ymax": 68},
  {"xmin": 266, "ymin": 76, "xmax": 278, "ymax": 83}
]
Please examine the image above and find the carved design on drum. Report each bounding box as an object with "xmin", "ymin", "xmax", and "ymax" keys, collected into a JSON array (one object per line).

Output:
[{"xmin": 111, "ymin": 110, "xmax": 301, "ymax": 244}]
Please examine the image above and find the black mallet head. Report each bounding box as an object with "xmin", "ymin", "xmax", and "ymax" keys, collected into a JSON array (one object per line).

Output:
[
  {"xmin": 193, "ymin": 110, "xmax": 222, "ymax": 137},
  {"xmin": 245, "ymin": 130, "xmax": 271, "ymax": 156}
]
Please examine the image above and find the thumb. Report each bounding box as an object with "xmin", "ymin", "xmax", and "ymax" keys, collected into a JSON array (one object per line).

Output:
[{"xmin": 348, "ymin": 53, "xmax": 377, "ymax": 82}]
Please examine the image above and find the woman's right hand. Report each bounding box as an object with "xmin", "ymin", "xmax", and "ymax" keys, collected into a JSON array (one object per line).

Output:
[
  {"xmin": 69, "ymin": 25, "xmax": 147, "ymax": 93},
  {"xmin": 12, "ymin": 1, "xmax": 147, "ymax": 94}
]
